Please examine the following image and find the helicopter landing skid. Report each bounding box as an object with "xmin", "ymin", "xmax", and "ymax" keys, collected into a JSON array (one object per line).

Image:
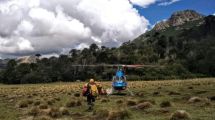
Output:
[{"xmin": 106, "ymin": 87, "xmax": 134, "ymax": 96}]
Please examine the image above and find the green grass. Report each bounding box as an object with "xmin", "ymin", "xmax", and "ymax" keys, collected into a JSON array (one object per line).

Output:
[
  {"xmin": 0, "ymin": 99, "xmax": 20, "ymax": 120},
  {"xmin": 0, "ymin": 78, "xmax": 215, "ymax": 120}
]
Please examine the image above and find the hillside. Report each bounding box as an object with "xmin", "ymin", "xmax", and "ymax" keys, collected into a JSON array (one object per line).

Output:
[
  {"xmin": 132, "ymin": 10, "xmax": 215, "ymax": 76},
  {"xmin": 0, "ymin": 10, "xmax": 215, "ymax": 84}
]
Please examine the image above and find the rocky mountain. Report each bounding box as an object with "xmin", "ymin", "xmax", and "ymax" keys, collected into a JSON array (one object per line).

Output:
[
  {"xmin": 154, "ymin": 10, "xmax": 204, "ymax": 30},
  {"xmin": 16, "ymin": 56, "xmax": 39, "ymax": 64}
]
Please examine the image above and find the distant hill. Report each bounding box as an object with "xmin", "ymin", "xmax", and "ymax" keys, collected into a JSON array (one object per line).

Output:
[{"xmin": 132, "ymin": 10, "xmax": 215, "ymax": 76}]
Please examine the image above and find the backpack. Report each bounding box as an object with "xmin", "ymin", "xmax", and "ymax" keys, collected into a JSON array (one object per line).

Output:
[
  {"xmin": 89, "ymin": 83, "xmax": 98, "ymax": 97},
  {"xmin": 82, "ymin": 83, "xmax": 98, "ymax": 97},
  {"xmin": 82, "ymin": 84, "xmax": 89, "ymax": 96}
]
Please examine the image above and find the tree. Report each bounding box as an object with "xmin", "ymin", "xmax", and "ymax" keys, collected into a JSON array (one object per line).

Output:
[
  {"xmin": 1, "ymin": 60, "xmax": 17, "ymax": 84},
  {"xmin": 69, "ymin": 49, "xmax": 78, "ymax": 58},
  {"xmin": 35, "ymin": 54, "xmax": 41, "ymax": 58},
  {"xmin": 90, "ymin": 43, "xmax": 99, "ymax": 52}
]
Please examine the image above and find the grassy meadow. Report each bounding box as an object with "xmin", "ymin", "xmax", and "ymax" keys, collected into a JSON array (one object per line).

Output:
[{"xmin": 0, "ymin": 78, "xmax": 215, "ymax": 120}]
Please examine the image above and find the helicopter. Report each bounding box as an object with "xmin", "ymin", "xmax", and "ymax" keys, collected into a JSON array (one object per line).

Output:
[{"xmin": 71, "ymin": 64, "xmax": 162, "ymax": 95}]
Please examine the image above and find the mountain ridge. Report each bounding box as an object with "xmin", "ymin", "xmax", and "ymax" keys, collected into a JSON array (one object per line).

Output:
[{"xmin": 153, "ymin": 10, "xmax": 204, "ymax": 31}]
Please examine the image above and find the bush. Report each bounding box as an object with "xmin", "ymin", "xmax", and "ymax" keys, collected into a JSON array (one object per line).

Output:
[{"xmin": 17, "ymin": 100, "xmax": 28, "ymax": 108}]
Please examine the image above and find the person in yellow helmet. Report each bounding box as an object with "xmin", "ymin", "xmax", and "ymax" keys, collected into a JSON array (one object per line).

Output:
[{"xmin": 82, "ymin": 78, "xmax": 98, "ymax": 110}]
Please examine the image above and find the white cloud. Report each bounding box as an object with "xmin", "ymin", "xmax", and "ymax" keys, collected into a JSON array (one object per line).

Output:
[
  {"xmin": 0, "ymin": 0, "xmax": 149, "ymax": 58},
  {"xmin": 130, "ymin": 0, "xmax": 180, "ymax": 8},
  {"xmin": 0, "ymin": 36, "xmax": 34, "ymax": 54},
  {"xmin": 130, "ymin": 0, "xmax": 157, "ymax": 8},
  {"xmin": 213, "ymin": 13, "xmax": 215, "ymax": 16},
  {"xmin": 158, "ymin": 0, "xmax": 180, "ymax": 6},
  {"xmin": 15, "ymin": 20, "xmax": 34, "ymax": 35}
]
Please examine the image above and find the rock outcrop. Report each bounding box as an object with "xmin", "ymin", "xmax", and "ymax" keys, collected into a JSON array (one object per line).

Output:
[
  {"xmin": 154, "ymin": 10, "xmax": 204, "ymax": 30},
  {"xmin": 17, "ymin": 56, "xmax": 39, "ymax": 64}
]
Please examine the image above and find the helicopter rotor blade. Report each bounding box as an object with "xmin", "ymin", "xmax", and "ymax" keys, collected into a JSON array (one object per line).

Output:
[{"xmin": 69, "ymin": 64, "xmax": 163, "ymax": 68}]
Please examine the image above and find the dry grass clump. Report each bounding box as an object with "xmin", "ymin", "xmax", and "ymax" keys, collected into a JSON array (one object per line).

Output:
[
  {"xmin": 135, "ymin": 102, "xmax": 152, "ymax": 110},
  {"xmin": 27, "ymin": 99, "xmax": 34, "ymax": 105},
  {"xmin": 74, "ymin": 92, "xmax": 81, "ymax": 97},
  {"xmin": 39, "ymin": 104, "xmax": 48, "ymax": 109},
  {"xmin": 76, "ymin": 99, "xmax": 82, "ymax": 106},
  {"xmin": 54, "ymin": 97, "xmax": 61, "ymax": 101},
  {"xmin": 93, "ymin": 108, "xmax": 129, "ymax": 120},
  {"xmin": 36, "ymin": 115, "xmax": 52, "ymax": 120},
  {"xmin": 46, "ymin": 98, "xmax": 55, "ymax": 105},
  {"xmin": 100, "ymin": 98, "xmax": 110, "ymax": 103},
  {"xmin": 188, "ymin": 96, "xmax": 202, "ymax": 103},
  {"xmin": 17, "ymin": 100, "xmax": 29, "ymax": 108},
  {"xmin": 153, "ymin": 91, "xmax": 160, "ymax": 96},
  {"xmin": 108, "ymin": 109, "xmax": 129, "ymax": 120},
  {"xmin": 71, "ymin": 112, "xmax": 84, "ymax": 117},
  {"xmin": 168, "ymin": 91, "xmax": 181, "ymax": 95},
  {"xmin": 209, "ymin": 96, "xmax": 215, "ymax": 101},
  {"xmin": 65, "ymin": 99, "xmax": 82, "ymax": 107},
  {"xmin": 188, "ymin": 86, "xmax": 193, "ymax": 89},
  {"xmin": 34, "ymin": 100, "xmax": 41, "ymax": 106},
  {"xmin": 158, "ymin": 87, "xmax": 162, "ymax": 89},
  {"xmin": 47, "ymin": 100, "xmax": 54, "ymax": 106},
  {"xmin": 201, "ymin": 98, "xmax": 211, "ymax": 106},
  {"xmin": 47, "ymin": 107, "xmax": 61, "ymax": 118},
  {"xmin": 159, "ymin": 108, "xmax": 170, "ymax": 114},
  {"xmin": 160, "ymin": 101, "xmax": 172, "ymax": 108},
  {"xmin": 28, "ymin": 107, "xmax": 40, "ymax": 116},
  {"xmin": 170, "ymin": 110, "xmax": 191, "ymax": 120},
  {"xmin": 136, "ymin": 92, "xmax": 144, "ymax": 97},
  {"xmin": 116, "ymin": 99, "xmax": 123, "ymax": 104},
  {"xmin": 93, "ymin": 109, "xmax": 109, "ymax": 119},
  {"xmin": 126, "ymin": 100, "xmax": 137, "ymax": 106},
  {"xmin": 138, "ymin": 99, "xmax": 156, "ymax": 105},
  {"xmin": 188, "ymin": 96, "xmax": 211, "ymax": 106},
  {"xmin": 59, "ymin": 107, "xmax": 70, "ymax": 115},
  {"xmin": 66, "ymin": 100, "xmax": 76, "ymax": 107}
]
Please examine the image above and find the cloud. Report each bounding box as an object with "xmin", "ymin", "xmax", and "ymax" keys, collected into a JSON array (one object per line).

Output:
[
  {"xmin": 213, "ymin": 13, "xmax": 215, "ymax": 16},
  {"xmin": 130, "ymin": 0, "xmax": 157, "ymax": 8},
  {"xmin": 0, "ymin": 0, "xmax": 149, "ymax": 58},
  {"xmin": 129, "ymin": 0, "xmax": 180, "ymax": 8},
  {"xmin": 0, "ymin": 36, "xmax": 34, "ymax": 54},
  {"xmin": 158, "ymin": 0, "xmax": 180, "ymax": 6}
]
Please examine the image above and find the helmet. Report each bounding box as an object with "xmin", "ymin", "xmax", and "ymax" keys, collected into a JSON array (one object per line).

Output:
[{"xmin": 89, "ymin": 79, "xmax": 95, "ymax": 83}]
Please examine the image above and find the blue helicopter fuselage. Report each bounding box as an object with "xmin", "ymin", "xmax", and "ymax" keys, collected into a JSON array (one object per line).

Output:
[
  {"xmin": 112, "ymin": 70, "xmax": 127, "ymax": 90},
  {"xmin": 112, "ymin": 81, "xmax": 127, "ymax": 90}
]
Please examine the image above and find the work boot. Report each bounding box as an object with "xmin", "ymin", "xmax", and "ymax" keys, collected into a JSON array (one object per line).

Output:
[
  {"xmin": 87, "ymin": 104, "xmax": 93, "ymax": 111},
  {"xmin": 91, "ymin": 103, "xmax": 94, "ymax": 106}
]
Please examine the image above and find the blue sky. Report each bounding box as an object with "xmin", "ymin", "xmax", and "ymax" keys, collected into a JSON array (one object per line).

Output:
[{"xmin": 134, "ymin": 0, "xmax": 215, "ymax": 25}]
